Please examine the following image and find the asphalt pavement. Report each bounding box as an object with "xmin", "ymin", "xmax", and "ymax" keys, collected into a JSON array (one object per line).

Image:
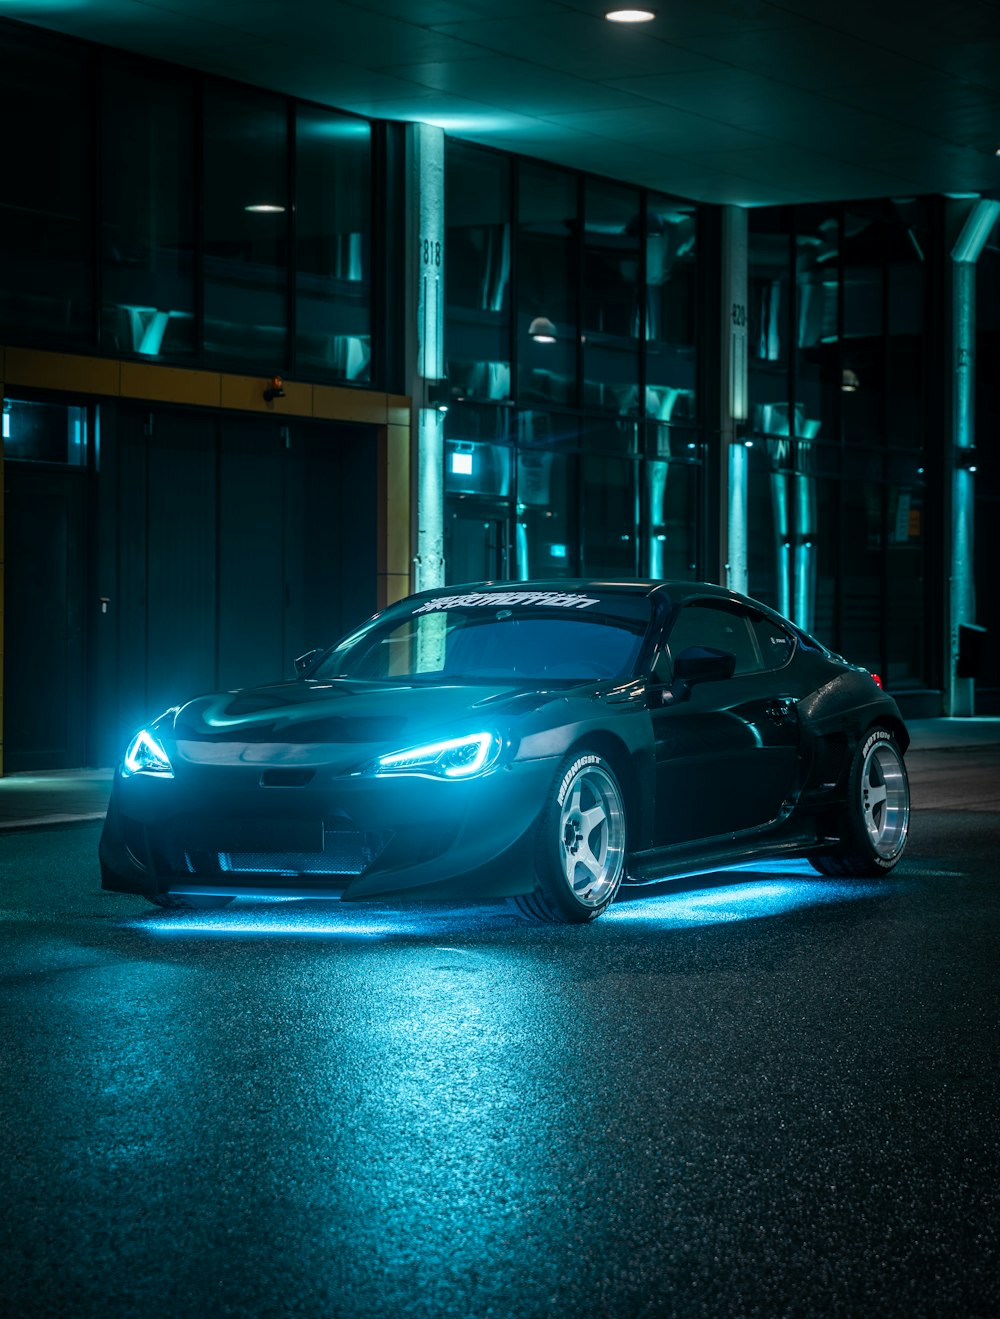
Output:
[{"xmin": 1, "ymin": 732, "xmax": 999, "ymax": 1317}]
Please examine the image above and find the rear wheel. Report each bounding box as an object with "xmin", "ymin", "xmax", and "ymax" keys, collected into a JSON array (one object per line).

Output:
[
  {"xmin": 511, "ymin": 751, "xmax": 627, "ymax": 923},
  {"xmin": 147, "ymin": 893, "xmax": 236, "ymax": 910},
  {"xmin": 810, "ymin": 728, "xmax": 909, "ymax": 878}
]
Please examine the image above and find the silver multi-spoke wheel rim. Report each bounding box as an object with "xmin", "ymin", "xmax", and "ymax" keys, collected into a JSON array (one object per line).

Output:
[
  {"xmin": 861, "ymin": 740, "xmax": 909, "ymax": 859},
  {"xmin": 558, "ymin": 764, "xmax": 625, "ymax": 907}
]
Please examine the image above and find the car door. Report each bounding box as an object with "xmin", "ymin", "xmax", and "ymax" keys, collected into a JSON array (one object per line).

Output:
[{"xmin": 650, "ymin": 600, "xmax": 802, "ymax": 846}]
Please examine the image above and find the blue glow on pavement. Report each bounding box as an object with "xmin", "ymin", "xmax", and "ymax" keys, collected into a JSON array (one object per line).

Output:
[
  {"xmin": 131, "ymin": 866, "xmax": 885, "ymax": 937},
  {"xmin": 140, "ymin": 914, "xmax": 417, "ymax": 938},
  {"xmin": 607, "ymin": 878, "xmax": 882, "ymax": 926}
]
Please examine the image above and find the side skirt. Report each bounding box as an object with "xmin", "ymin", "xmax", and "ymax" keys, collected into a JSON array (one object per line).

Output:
[{"xmin": 626, "ymin": 826, "xmax": 832, "ymax": 885}]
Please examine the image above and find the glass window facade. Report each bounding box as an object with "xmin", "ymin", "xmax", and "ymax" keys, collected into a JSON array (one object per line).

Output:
[
  {"xmin": 203, "ymin": 85, "xmax": 289, "ymax": 369},
  {"xmin": 517, "ymin": 162, "xmax": 579, "ymax": 408},
  {"xmin": 444, "ymin": 140, "xmax": 702, "ymax": 589},
  {"xmin": 101, "ymin": 58, "xmax": 196, "ymax": 358},
  {"xmin": 0, "ymin": 28, "xmax": 92, "ymax": 344},
  {"xmin": 445, "ymin": 143, "xmax": 511, "ymax": 403},
  {"xmin": 295, "ymin": 107, "xmax": 372, "ymax": 382},
  {"xmin": 746, "ymin": 201, "xmax": 931, "ymax": 690},
  {"xmin": 0, "ymin": 20, "xmax": 375, "ymax": 386}
]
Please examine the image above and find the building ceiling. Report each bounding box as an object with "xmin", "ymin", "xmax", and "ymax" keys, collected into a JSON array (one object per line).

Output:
[{"xmin": 8, "ymin": 0, "xmax": 1000, "ymax": 205}]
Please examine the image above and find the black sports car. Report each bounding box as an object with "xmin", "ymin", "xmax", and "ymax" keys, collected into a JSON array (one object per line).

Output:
[{"xmin": 100, "ymin": 580, "xmax": 910, "ymax": 923}]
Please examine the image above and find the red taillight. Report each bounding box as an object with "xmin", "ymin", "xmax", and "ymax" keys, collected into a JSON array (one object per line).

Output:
[{"xmin": 870, "ymin": 672, "xmax": 884, "ymax": 690}]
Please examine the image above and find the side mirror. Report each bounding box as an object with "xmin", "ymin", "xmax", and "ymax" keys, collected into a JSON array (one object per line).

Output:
[
  {"xmin": 649, "ymin": 646, "xmax": 736, "ymax": 707},
  {"xmin": 673, "ymin": 646, "xmax": 736, "ymax": 685},
  {"xmin": 294, "ymin": 647, "xmax": 325, "ymax": 676}
]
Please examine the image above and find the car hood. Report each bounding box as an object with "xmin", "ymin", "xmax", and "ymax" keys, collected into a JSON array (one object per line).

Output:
[{"xmin": 167, "ymin": 677, "xmax": 562, "ymax": 756}]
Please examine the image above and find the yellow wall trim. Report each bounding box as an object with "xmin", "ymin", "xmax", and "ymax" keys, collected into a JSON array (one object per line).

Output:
[{"xmin": 2, "ymin": 346, "xmax": 409, "ymax": 428}]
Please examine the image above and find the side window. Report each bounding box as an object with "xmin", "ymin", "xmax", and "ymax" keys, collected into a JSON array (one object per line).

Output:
[
  {"xmin": 666, "ymin": 603, "xmax": 760, "ymax": 676},
  {"xmin": 751, "ymin": 614, "xmax": 795, "ymax": 671}
]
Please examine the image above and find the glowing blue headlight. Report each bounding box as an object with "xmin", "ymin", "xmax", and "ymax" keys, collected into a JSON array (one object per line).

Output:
[
  {"xmin": 374, "ymin": 732, "xmax": 501, "ymax": 780},
  {"xmin": 123, "ymin": 727, "xmax": 174, "ymax": 778}
]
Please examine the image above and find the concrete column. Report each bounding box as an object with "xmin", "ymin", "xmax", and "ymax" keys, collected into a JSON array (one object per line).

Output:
[
  {"xmin": 403, "ymin": 122, "xmax": 446, "ymax": 594},
  {"xmin": 945, "ymin": 198, "xmax": 999, "ymax": 715},
  {"xmin": 719, "ymin": 206, "xmax": 749, "ymax": 594}
]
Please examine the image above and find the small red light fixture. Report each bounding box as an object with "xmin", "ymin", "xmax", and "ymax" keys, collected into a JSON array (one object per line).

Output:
[
  {"xmin": 263, "ymin": 376, "xmax": 285, "ymax": 403},
  {"xmin": 870, "ymin": 672, "xmax": 884, "ymax": 690}
]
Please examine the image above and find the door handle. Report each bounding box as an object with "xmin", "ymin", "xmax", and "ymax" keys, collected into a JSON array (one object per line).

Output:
[{"xmin": 765, "ymin": 700, "xmax": 795, "ymax": 720}]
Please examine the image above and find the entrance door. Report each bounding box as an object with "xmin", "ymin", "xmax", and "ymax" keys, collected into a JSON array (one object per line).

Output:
[
  {"xmin": 447, "ymin": 503, "xmax": 510, "ymax": 584},
  {"xmin": 3, "ymin": 464, "xmax": 86, "ymax": 771},
  {"xmin": 109, "ymin": 407, "xmax": 378, "ymax": 754}
]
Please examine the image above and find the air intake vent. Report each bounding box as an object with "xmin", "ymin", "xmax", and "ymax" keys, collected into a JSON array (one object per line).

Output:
[{"xmin": 259, "ymin": 769, "xmax": 315, "ymax": 787}]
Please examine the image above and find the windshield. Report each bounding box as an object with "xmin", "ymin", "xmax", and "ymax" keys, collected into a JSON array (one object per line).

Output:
[{"xmin": 315, "ymin": 590, "xmax": 653, "ymax": 684}]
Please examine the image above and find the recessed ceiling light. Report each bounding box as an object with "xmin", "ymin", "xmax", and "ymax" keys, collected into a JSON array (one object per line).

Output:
[
  {"xmin": 605, "ymin": 9, "xmax": 656, "ymax": 22},
  {"xmin": 244, "ymin": 203, "xmax": 285, "ymax": 214}
]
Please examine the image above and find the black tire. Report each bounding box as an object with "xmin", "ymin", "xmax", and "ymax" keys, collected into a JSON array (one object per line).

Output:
[
  {"xmin": 147, "ymin": 893, "xmax": 236, "ymax": 910},
  {"xmin": 809, "ymin": 727, "xmax": 909, "ymax": 878},
  {"xmin": 510, "ymin": 751, "xmax": 627, "ymax": 924}
]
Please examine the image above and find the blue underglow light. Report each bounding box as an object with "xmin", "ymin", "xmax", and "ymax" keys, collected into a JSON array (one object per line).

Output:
[
  {"xmin": 606, "ymin": 877, "xmax": 882, "ymax": 927},
  {"xmin": 143, "ymin": 919, "xmax": 395, "ymax": 938}
]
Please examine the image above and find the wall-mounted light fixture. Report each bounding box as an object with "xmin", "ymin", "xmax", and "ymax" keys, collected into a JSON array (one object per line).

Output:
[
  {"xmin": 841, "ymin": 368, "xmax": 860, "ymax": 392},
  {"xmin": 957, "ymin": 448, "xmax": 978, "ymax": 473},
  {"xmin": 528, "ymin": 316, "xmax": 557, "ymax": 343},
  {"xmin": 263, "ymin": 376, "xmax": 285, "ymax": 403},
  {"xmin": 245, "ymin": 203, "xmax": 286, "ymax": 214}
]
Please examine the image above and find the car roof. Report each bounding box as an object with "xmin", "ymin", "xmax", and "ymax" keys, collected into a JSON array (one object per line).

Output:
[{"xmin": 409, "ymin": 579, "xmax": 744, "ymax": 604}]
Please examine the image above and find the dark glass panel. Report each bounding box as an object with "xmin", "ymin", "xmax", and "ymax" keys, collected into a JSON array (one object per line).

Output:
[
  {"xmin": 203, "ymin": 85, "xmax": 288, "ymax": 368},
  {"xmin": 842, "ymin": 206, "xmax": 885, "ymax": 446},
  {"xmin": 885, "ymin": 198, "xmax": 927, "ymax": 450},
  {"xmin": 747, "ymin": 440, "xmax": 836, "ymax": 640},
  {"xmin": 748, "ymin": 210, "xmax": 791, "ymax": 442},
  {"xmin": 885, "ymin": 452, "xmax": 926, "ymax": 685},
  {"xmin": 581, "ymin": 416, "xmax": 639, "ymax": 455},
  {"xmin": 794, "ymin": 206, "xmax": 839, "ymax": 443},
  {"xmin": 0, "ymin": 31, "xmax": 92, "ymax": 343},
  {"xmin": 646, "ymin": 424, "xmax": 700, "ymax": 462},
  {"xmin": 582, "ymin": 455, "xmax": 636, "ymax": 576},
  {"xmin": 517, "ymin": 162, "xmax": 578, "ymax": 407},
  {"xmin": 444, "ymin": 400, "xmax": 512, "ymax": 447},
  {"xmin": 515, "ymin": 411, "xmax": 579, "ymax": 451},
  {"xmin": 295, "ymin": 107, "xmax": 371, "ymax": 382},
  {"xmin": 2, "ymin": 398, "xmax": 87, "ymax": 466},
  {"xmin": 642, "ymin": 460, "xmax": 699, "ymax": 580},
  {"xmin": 101, "ymin": 60, "xmax": 196, "ymax": 358},
  {"xmin": 839, "ymin": 466, "xmax": 884, "ymax": 673},
  {"xmin": 446, "ymin": 142, "xmax": 511, "ymax": 403},
  {"xmin": 582, "ymin": 178, "xmax": 640, "ymax": 414},
  {"xmin": 516, "ymin": 450, "xmax": 578, "ymax": 579},
  {"xmin": 645, "ymin": 195, "xmax": 697, "ymax": 424}
]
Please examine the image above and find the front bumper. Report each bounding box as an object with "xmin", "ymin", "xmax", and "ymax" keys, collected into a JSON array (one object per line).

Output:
[{"xmin": 99, "ymin": 754, "xmax": 560, "ymax": 904}]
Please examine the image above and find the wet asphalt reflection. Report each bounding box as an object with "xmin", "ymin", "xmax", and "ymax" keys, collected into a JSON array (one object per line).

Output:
[{"xmin": 2, "ymin": 772, "xmax": 999, "ymax": 1318}]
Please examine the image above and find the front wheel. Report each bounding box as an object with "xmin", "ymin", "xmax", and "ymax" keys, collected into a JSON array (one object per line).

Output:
[
  {"xmin": 510, "ymin": 751, "xmax": 627, "ymax": 923},
  {"xmin": 810, "ymin": 728, "xmax": 909, "ymax": 878}
]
